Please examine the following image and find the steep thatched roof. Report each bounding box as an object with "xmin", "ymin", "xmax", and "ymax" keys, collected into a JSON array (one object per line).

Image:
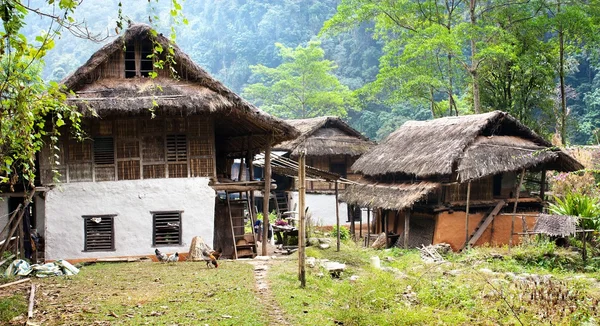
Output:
[
  {"xmin": 274, "ymin": 117, "xmax": 374, "ymax": 157},
  {"xmin": 61, "ymin": 24, "xmax": 298, "ymax": 145},
  {"xmin": 339, "ymin": 181, "xmax": 440, "ymax": 210},
  {"xmin": 533, "ymin": 214, "xmax": 577, "ymax": 237},
  {"xmin": 457, "ymin": 136, "xmax": 582, "ymax": 182},
  {"xmin": 353, "ymin": 111, "xmax": 582, "ymax": 180}
]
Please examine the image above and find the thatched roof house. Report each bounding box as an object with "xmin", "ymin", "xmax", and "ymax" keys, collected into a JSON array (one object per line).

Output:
[
  {"xmin": 62, "ymin": 23, "xmax": 298, "ymax": 154},
  {"xmin": 342, "ymin": 111, "xmax": 583, "ymax": 251},
  {"xmin": 352, "ymin": 111, "xmax": 581, "ymax": 181},
  {"xmin": 274, "ymin": 116, "xmax": 374, "ymax": 158}
]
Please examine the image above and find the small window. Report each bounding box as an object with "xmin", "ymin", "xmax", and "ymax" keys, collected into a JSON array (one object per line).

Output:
[
  {"xmin": 153, "ymin": 211, "xmax": 182, "ymax": 246},
  {"xmin": 166, "ymin": 134, "xmax": 187, "ymax": 162},
  {"xmin": 124, "ymin": 41, "xmax": 136, "ymax": 78},
  {"xmin": 140, "ymin": 41, "xmax": 154, "ymax": 77},
  {"xmin": 93, "ymin": 137, "xmax": 114, "ymax": 165},
  {"xmin": 83, "ymin": 215, "xmax": 115, "ymax": 251}
]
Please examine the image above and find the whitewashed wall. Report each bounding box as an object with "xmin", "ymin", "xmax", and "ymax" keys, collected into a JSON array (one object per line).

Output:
[{"xmin": 44, "ymin": 178, "xmax": 215, "ymax": 260}]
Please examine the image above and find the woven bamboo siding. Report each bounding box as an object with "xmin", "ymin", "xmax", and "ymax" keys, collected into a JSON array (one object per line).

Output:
[
  {"xmin": 41, "ymin": 116, "xmax": 216, "ymax": 185},
  {"xmin": 448, "ymin": 176, "xmax": 493, "ymax": 202}
]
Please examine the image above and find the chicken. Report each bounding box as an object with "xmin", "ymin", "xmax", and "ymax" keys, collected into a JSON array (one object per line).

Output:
[
  {"xmin": 155, "ymin": 248, "xmax": 168, "ymax": 262},
  {"xmin": 167, "ymin": 252, "xmax": 179, "ymax": 263},
  {"xmin": 202, "ymin": 248, "xmax": 221, "ymax": 268}
]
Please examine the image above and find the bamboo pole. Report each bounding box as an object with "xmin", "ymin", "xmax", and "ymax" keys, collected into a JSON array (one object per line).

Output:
[
  {"xmin": 0, "ymin": 278, "xmax": 30, "ymax": 289},
  {"xmin": 464, "ymin": 181, "xmax": 472, "ymax": 249},
  {"xmin": 262, "ymin": 140, "xmax": 272, "ymax": 256},
  {"xmin": 298, "ymin": 152, "xmax": 306, "ymax": 287},
  {"xmin": 366, "ymin": 208, "xmax": 371, "ymax": 247},
  {"xmin": 509, "ymin": 169, "xmax": 526, "ymax": 251},
  {"xmin": 1, "ymin": 191, "xmax": 35, "ymax": 256},
  {"xmin": 28, "ymin": 284, "xmax": 36, "ymax": 318},
  {"xmin": 335, "ymin": 180, "xmax": 340, "ymax": 252}
]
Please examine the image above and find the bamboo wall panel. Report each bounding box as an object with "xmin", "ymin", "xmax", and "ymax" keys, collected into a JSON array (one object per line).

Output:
[
  {"xmin": 95, "ymin": 166, "xmax": 115, "ymax": 181},
  {"xmin": 116, "ymin": 139, "xmax": 140, "ymax": 159},
  {"xmin": 118, "ymin": 160, "xmax": 141, "ymax": 180},
  {"xmin": 448, "ymin": 176, "xmax": 493, "ymax": 202},
  {"xmin": 142, "ymin": 136, "xmax": 165, "ymax": 161},
  {"xmin": 143, "ymin": 164, "xmax": 165, "ymax": 179},
  {"xmin": 69, "ymin": 163, "xmax": 93, "ymax": 182},
  {"xmin": 168, "ymin": 163, "xmax": 187, "ymax": 178},
  {"xmin": 190, "ymin": 158, "xmax": 214, "ymax": 177}
]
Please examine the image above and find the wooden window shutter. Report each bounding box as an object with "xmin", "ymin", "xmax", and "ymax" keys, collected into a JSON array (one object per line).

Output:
[
  {"xmin": 83, "ymin": 215, "xmax": 115, "ymax": 251},
  {"xmin": 166, "ymin": 135, "xmax": 187, "ymax": 162},
  {"xmin": 153, "ymin": 211, "xmax": 182, "ymax": 246}
]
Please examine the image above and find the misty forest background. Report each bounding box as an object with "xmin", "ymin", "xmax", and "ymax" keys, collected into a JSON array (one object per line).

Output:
[{"xmin": 25, "ymin": 0, "xmax": 600, "ymax": 144}]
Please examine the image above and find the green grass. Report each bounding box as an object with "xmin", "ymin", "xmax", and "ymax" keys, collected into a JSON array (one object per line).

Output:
[
  {"xmin": 0, "ymin": 294, "xmax": 27, "ymax": 323},
  {"xmin": 270, "ymin": 240, "xmax": 600, "ymax": 325},
  {"xmin": 31, "ymin": 261, "xmax": 266, "ymax": 325}
]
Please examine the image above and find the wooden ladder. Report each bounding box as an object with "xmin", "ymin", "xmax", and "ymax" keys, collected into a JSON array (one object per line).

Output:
[
  {"xmin": 226, "ymin": 191, "xmax": 257, "ymax": 259},
  {"xmin": 461, "ymin": 200, "xmax": 506, "ymax": 250},
  {"xmin": 274, "ymin": 191, "xmax": 289, "ymax": 218}
]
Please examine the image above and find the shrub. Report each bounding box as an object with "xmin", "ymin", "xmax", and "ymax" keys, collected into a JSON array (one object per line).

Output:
[
  {"xmin": 548, "ymin": 192, "xmax": 600, "ymax": 231},
  {"xmin": 331, "ymin": 225, "xmax": 350, "ymax": 240}
]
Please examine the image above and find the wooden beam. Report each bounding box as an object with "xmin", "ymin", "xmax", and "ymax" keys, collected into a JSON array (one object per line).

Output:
[
  {"xmin": 0, "ymin": 278, "xmax": 30, "ymax": 289},
  {"xmin": 509, "ymin": 169, "xmax": 526, "ymax": 251},
  {"xmin": 540, "ymin": 170, "xmax": 547, "ymax": 202},
  {"xmin": 262, "ymin": 139, "xmax": 272, "ymax": 256},
  {"xmin": 366, "ymin": 208, "xmax": 371, "ymax": 247},
  {"xmin": 464, "ymin": 181, "xmax": 471, "ymax": 249},
  {"xmin": 335, "ymin": 181, "xmax": 340, "ymax": 252},
  {"xmin": 404, "ymin": 210, "xmax": 410, "ymax": 249},
  {"xmin": 298, "ymin": 152, "xmax": 306, "ymax": 288}
]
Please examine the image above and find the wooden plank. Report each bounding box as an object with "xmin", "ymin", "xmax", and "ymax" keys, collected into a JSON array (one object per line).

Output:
[
  {"xmin": 463, "ymin": 200, "xmax": 506, "ymax": 249},
  {"xmin": 28, "ymin": 283, "xmax": 36, "ymax": 318},
  {"xmin": 404, "ymin": 210, "xmax": 410, "ymax": 249},
  {"xmin": 262, "ymin": 139, "xmax": 272, "ymax": 256},
  {"xmin": 0, "ymin": 278, "xmax": 30, "ymax": 289}
]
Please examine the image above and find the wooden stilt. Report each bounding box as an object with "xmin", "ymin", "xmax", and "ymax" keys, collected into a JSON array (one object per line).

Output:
[
  {"xmin": 262, "ymin": 140, "xmax": 272, "ymax": 256},
  {"xmin": 465, "ymin": 181, "xmax": 471, "ymax": 249},
  {"xmin": 404, "ymin": 209, "xmax": 410, "ymax": 249},
  {"xmin": 335, "ymin": 180, "xmax": 340, "ymax": 252},
  {"xmin": 509, "ymin": 169, "xmax": 525, "ymax": 251},
  {"xmin": 366, "ymin": 208, "xmax": 371, "ymax": 247},
  {"xmin": 540, "ymin": 169, "xmax": 547, "ymax": 203},
  {"xmin": 298, "ymin": 152, "xmax": 306, "ymax": 287}
]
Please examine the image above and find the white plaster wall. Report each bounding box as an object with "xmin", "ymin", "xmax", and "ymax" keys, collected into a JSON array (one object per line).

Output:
[
  {"xmin": 0, "ymin": 198, "xmax": 8, "ymax": 236},
  {"xmin": 44, "ymin": 178, "xmax": 215, "ymax": 260},
  {"xmin": 290, "ymin": 192, "xmax": 355, "ymax": 226},
  {"xmin": 34, "ymin": 196, "xmax": 45, "ymax": 237}
]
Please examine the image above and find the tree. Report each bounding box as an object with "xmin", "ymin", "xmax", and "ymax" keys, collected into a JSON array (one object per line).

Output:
[
  {"xmin": 0, "ymin": 1, "xmax": 183, "ymax": 192},
  {"xmin": 243, "ymin": 41, "xmax": 356, "ymax": 119}
]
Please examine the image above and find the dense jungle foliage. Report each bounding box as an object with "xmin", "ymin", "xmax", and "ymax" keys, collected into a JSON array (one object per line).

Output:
[{"xmin": 14, "ymin": 0, "xmax": 600, "ymax": 144}]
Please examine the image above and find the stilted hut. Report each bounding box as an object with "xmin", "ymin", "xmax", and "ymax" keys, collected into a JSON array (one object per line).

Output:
[
  {"xmin": 272, "ymin": 117, "xmax": 375, "ymax": 227},
  {"xmin": 340, "ymin": 111, "xmax": 583, "ymax": 250},
  {"xmin": 2, "ymin": 24, "xmax": 298, "ymax": 262}
]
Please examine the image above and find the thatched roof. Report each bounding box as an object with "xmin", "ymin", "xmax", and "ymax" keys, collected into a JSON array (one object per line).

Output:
[
  {"xmin": 457, "ymin": 136, "xmax": 582, "ymax": 182},
  {"xmin": 61, "ymin": 23, "xmax": 298, "ymax": 145},
  {"xmin": 339, "ymin": 181, "xmax": 440, "ymax": 210},
  {"xmin": 533, "ymin": 214, "xmax": 577, "ymax": 237},
  {"xmin": 353, "ymin": 111, "xmax": 583, "ymax": 180},
  {"xmin": 274, "ymin": 117, "xmax": 374, "ymax": 157}
]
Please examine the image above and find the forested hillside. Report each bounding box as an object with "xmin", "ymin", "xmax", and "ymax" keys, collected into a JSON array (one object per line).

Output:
[{"xmin": 24, "ymin": 0, "xmax": 600, "ymax": 144}]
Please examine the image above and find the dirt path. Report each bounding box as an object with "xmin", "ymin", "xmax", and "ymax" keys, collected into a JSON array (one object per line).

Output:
[{"xmin": 247, "ymin": 258, "xmax": 291, "ymax": 326}]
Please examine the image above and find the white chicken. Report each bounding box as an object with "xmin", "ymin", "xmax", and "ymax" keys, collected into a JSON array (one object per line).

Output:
[{"xmin": 167, "ymin": 252, "xmax": 179, "ymax": 263}]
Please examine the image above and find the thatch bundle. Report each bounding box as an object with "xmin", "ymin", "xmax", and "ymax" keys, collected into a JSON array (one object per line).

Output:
[
  {"xmin": 457, "ymin": 136, "xmax": 581, "ymax": 181},
  {"xmin": 61, "ymin": 23, "xmax": 298, "ymax": 144},
  {"xmin": 275, "ymin": 117, "xmax": 374, "ymax": 157},
  {"xmin": 352, "ymin": 111, "xmax": 582, "ymax": 179},
  {"xmin": 533, "ymin": 214, "xmax": 577, "ymax": 237},
  {"xmin": 339, "ymin": 181, "xmax": 440, "ymax": 210}
]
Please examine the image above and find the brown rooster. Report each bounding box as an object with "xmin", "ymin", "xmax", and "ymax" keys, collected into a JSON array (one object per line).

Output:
[{"xmin": 202, "ymin": 248, "xmax": 221, "ymax": 268}]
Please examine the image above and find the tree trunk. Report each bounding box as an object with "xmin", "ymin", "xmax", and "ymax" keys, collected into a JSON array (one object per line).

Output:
[
  {"xmin": 558, "ymin": 2, "xmax": 567, "ymax": 146},
  {"xmin": 470, "ymin": 0, "xmax": 481, "ymax": 113}
]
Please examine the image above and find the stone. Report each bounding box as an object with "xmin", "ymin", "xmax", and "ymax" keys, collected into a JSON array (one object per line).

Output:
[
  {"xmin": 306, "ymin": 257, "xmax": 316, "ymax": 268},
  {"xmin": 318, "ymin": 238, "xmax": 332, "ymax": 244},
  {"xmin": 319, "ymin": 243, "xmax": 330, "ymax": 250},
  {"xmin": 349, "ymin": 275, "xmax": 359, "ymax": 283},
  {"xmin": 307, "ymin": 238, "xmax": 320, "ymax": 246}
]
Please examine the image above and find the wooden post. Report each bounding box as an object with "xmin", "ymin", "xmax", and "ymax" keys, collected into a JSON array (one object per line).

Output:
[
  {"xmin": 383, "ymin": 210, "xmax": 388, "ymax": 247},
  {"xmin": 1, "ymin": 191, "xmax": 35, "ymax": 256},
  {"xmin": 335, "ymin": 180, "xmax": 340, "ymax": 252},
  {"xmin": 582, "ymin": 230, "xmax": 587, "ymax": 264},
  {"xmin": 350, "ymin": 205, "xmax": 356, "ymax": 239},
  {"xmin": 404, "ymin": 209, "xmax": 410, "ymax": 249},
  {"xmin": 248, "ymin": 151, "xmax": 256, "ymax": 218},
  {"xmin": 262, "ymin": 140, "xmax": 272, "ymax": 256},
  {"xmin": 359, "ymin": 207, "xmax": 363, "ymax": 240},
  {"xmin": 465, "ymin": 181, "xmax": 472, "ymax": 248},
  {"xmin": 509, "ymin": 169, "xmax": 526, "ymax": 251},
  {"xmin": 540, "ymin": 170, "xmax": 547, "ymax": 203},
  {"xmin": 366, "ymin": 208, "xmax": 371, "ymax": 247},
  {"xmin": 298, "ymin": 152, "xmax": 306, "ymax": 287}
]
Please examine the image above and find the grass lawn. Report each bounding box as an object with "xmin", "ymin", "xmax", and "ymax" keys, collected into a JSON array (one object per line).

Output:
[
  {"xmin": 2, "ymin": 260, "xmax": 265, "ymax": 325},
  {"xmin": 2, "ymin": 239, "xmax": 600, "ymax": 325},
  {"xmin": 269, "ymin": 241, "xmax": 600, "ymax": 325}
]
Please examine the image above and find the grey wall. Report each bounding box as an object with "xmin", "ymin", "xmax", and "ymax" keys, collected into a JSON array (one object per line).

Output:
[{"xmin": 44, "ymin": 178, "xmax": 215, "ymax": 260}]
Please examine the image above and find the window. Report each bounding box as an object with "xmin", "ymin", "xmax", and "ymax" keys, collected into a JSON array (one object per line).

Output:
[
  {"xmin": 83, "ymin": 215, "xmax": 115, "ymax": 251},
  {"xmin": 166, "ymin": 134, "xmax": 188, "ymax": 178},
  {"xmin": 124, "ymin": 40, "xmax": 153, "ymax": 78},
  {"xmin": 153, "ymin": 211, "xmax": 182, "ymax": 246}
]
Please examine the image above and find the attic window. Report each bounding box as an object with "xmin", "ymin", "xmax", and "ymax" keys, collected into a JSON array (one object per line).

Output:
[
  {"xmin": 124, "ymin": 40, "xmax": 153, "ymax": 78},
  {"xmin": 152, "ymin": 211, "xmax": 182, "ymax": 246},
  {"xmin": 83, "ymin": 215, "xmax": 115, "ymax": 251}
]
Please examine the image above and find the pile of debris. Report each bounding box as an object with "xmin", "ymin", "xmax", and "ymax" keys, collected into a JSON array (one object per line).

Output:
[
  {"xmin": 4, "ymin": 259, "xmax": 79, "ymax": 278},
  {"xmin": 418, "ymin": 243, "xmax": 451, "ymax": 262}
]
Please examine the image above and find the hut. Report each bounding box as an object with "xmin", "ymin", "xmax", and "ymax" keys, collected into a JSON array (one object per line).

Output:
[
  {"xmin": 271, "ymin": 116, "xmax": 375, "ymax": 227},
  {"xmin": 0, "ymin": 24, "xmax": 297, "ymax": 262},
  {"xmin": 340, "ymin": 111, "xmax": 583, "ymax": 250}
]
